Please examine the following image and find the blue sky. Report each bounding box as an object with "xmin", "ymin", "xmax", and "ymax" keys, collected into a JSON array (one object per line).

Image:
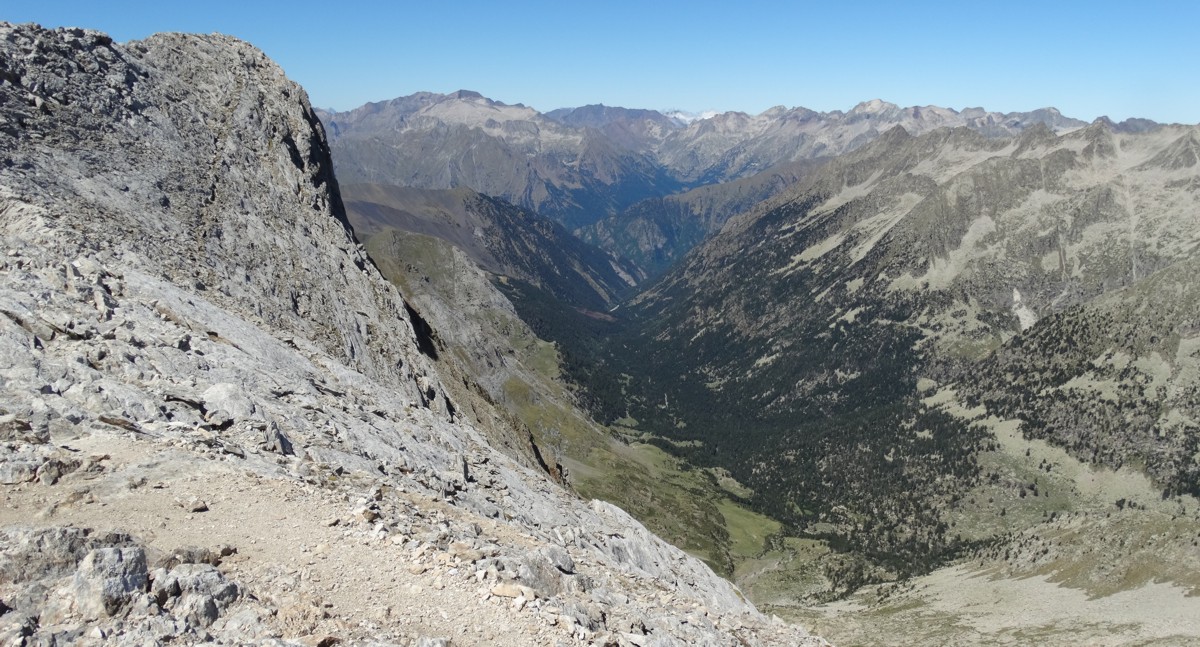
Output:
[{"xmin": 6, "ymin": 1, "xmax": 1199, "ymax": 123}]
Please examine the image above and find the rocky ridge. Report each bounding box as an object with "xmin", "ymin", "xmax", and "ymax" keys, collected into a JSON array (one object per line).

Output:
[
  {"xmin": 0, "ymin": 23, "xmax": 825, "ymax": 646},
  {"xmin": 652, "ymin": 101, "xmax": 1089, "ymax": 184}
]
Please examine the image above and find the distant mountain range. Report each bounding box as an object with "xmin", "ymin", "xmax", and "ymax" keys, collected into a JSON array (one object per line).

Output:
[
  {"xmin": 318, "ymin": 93, "xmax": 1100, "ymax": 233},
  {"xmin": 318, "ymin": 91, "xmax": 681, "ymax": 231},
  {"xmin": 319, "ymin": 93, "xmax": 1113, "ymax": 277},
  {"xmin": 331, "ymin": 88, "xmax": 1200, "ymax": 620},
  {"xmin": 318, "ymin": 83, "xmax": 1200, "ymax": 645}
]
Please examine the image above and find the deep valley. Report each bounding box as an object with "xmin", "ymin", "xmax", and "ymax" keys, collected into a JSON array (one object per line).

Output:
[{"xmin": 325, "ymin": 88, "xmax": 1200, "ymax": 645}]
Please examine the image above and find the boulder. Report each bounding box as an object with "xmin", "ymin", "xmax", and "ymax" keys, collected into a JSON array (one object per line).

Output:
[
  {"xmin": 201, "ymin": 383, "xmax": 257, "ymax": 422},
  {"xmin": 64, "ymin": 547, "xmax": 149, "ymax": 619}
]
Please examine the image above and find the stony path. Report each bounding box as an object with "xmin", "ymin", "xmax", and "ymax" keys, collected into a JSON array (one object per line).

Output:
[{"xmin": 2, "ymin": 433, "xmax": 586, "ymax": 645}]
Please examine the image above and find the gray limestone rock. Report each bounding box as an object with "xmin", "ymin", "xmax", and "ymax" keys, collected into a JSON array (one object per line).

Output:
[
  {"xmin": 263, "ymin": 420, "xmax": 295, "ymax": 455},
  {"xmin": 0, "ymin": 414, "xmax": 46, "ymax": 444},
  {"xmin": 0, "ymin": 461, "xmax": 38, "ymax": 485},
  {"xmin": 156, "ymin": 563, "xmax": 238, "ymax": 628},
  {"xmin": 540, "ymin": 545, "xmax": 575, "ymax": 575},
  {"xmin": 2, "ymin": 526, "xmax": 268, "ymax": 643},
  {"xmin": 201, "ymin": 383, "xmax": 257, "ymax": 422},
  {"xmin": 518, "ymin": 550, "xmax": 566, "ymax": 598},
  {"xmin": 0, "ymin": 527, "xmax": 136, "ymax": 587},
  {"xmin": 58, "ymin": 547, "xmax": 149, "ymax": 620}
]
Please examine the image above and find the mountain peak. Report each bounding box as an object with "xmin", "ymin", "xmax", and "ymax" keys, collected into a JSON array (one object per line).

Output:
[
  {"xmin": 448, "ymin": 89, "xmax": 485, "ymax": 101},
  {"xmin": 761, "ymin": 105, "xmax": 790, "ymax": 118},
  {"xmin": 851, "ymin": 98, "xmax": 899, "ymax": 115},
  {"xmin": 664, "ymin": 109, "xmax": 719, "ymax": 125}
]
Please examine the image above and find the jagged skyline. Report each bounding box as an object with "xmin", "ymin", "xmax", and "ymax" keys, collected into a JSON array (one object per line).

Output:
[{"xmin": 10, "ymin": 1, "xmax": 1199, "ymax": 125}]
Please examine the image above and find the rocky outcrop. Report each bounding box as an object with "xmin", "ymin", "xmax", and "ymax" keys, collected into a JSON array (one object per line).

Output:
[
  {"xmin": 0, "ymin": 22, "xmax": 450, "ymax": 416},
  {"xmin": 0, "ymin": 527, "xmax": 258, "ymax": 645},
  {"xmin": 0, "ymin": 22, "xmax": 824, "ymax": 646}
]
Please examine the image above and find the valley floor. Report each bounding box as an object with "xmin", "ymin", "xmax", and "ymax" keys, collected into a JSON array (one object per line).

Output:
[
  {"xmin": 736, "ymin": 389, "xmax": 1200, "ymax": 646},
  {"xmin": 796, "ymin": 562, "xmax": 1200, "ymax": 647}
]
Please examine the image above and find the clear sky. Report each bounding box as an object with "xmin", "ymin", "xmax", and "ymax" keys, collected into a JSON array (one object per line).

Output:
[{"xmin": 6, "ymin": 0, "xmax": 1199, "ymax": 124}]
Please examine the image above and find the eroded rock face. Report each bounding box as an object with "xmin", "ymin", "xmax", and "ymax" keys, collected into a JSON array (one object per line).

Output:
[
  {"xmin": 65, "ymin": 547, "xmax": 150, "ymax": 619},
  {"xmin": 0, "ymin": 22, "xmax": 448, "ymax": 416},
  {"xmin": 0, "ymin": 22, "xmax": 825, "ymax": 646}
]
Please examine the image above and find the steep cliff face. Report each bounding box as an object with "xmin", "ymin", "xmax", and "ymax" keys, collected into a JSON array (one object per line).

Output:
[{"xmin": 0, "ymin": 23, "xmax": 825, "ymax": 646}]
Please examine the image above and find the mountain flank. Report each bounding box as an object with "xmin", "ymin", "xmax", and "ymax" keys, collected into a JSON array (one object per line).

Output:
[
  {"xmin": 0, "ymin": 22, "xmax": 827, "ymax": 646},
  {"xmin": 360, "ymin": 224, "xmax": 801, "ymax": 582},
  {"xmin": 319, "ymin": 93, "xmax": 681, "ymax": 230},
  {"xmin": 311, "ymin": 69, "xmax": 1200, "ymax": 647},
  {"xmin": 581, "ymin": 159, "xmax": 826, "ymax": 279},
  {"xmin": 552, "ymin": 116, "xmax": 1200, "ymax": 631},
  {"xmin": 341, "ymin": 183, "xmax": 636, "ymax": 310}
]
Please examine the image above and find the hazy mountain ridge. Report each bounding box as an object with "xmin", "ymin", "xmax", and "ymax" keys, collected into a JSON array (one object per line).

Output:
[
  {"xmin": 655, "ymin": 101, "xmax": 1090, "ymax": 184},
  {"xmin": 325, "ymin": 91, "xmax": 1097, "ymax": 280},
  {"xmin": 318, "ymin": 92, "xmax": 681, "ymax": 230},
  {"xmin": 544, "ymin": 104, "xmax": 681, "ymax": 154}
]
